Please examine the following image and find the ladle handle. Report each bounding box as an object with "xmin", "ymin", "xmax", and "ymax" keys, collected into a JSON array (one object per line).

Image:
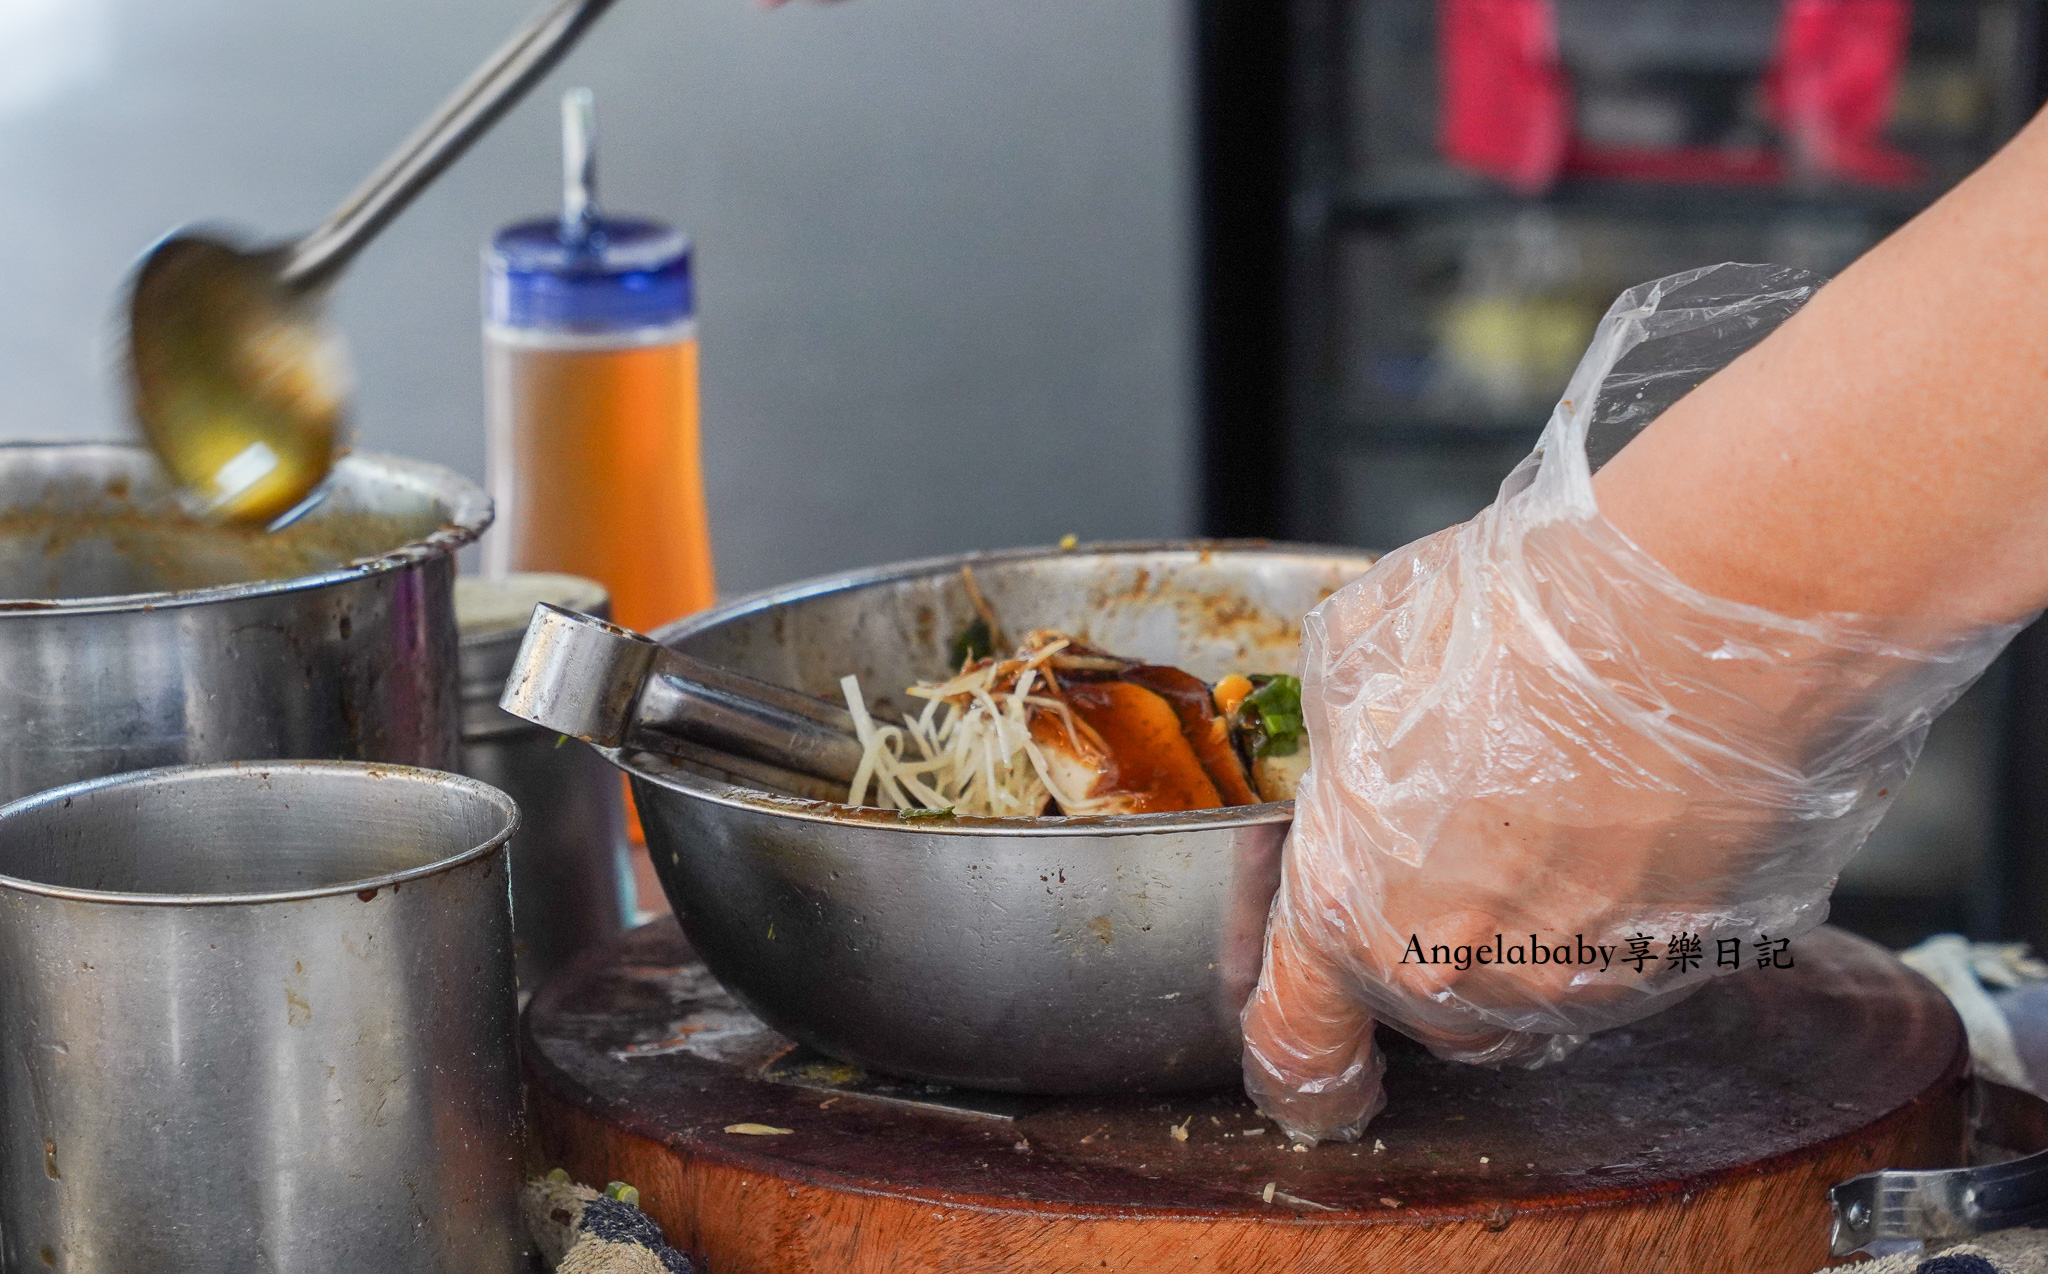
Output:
[{"xmin": 280, "ymin": 0, "xmax": 621, "ymax": 291}]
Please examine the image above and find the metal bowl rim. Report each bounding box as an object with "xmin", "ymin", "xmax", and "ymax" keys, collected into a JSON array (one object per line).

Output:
[
  {"xmin": 612, "ymin": 744, "xmax": 1298, "ymax": 836},
  {"xmin": 647, "ymin": 537, "xmax": 1368, "ymax": 649},
  {"xmin": 0, "ymin": 760, "xmax": 519, "ymax": 906},
  {"xmin": 0, "ymin": 441, "xmax": 492, "ymax": 615},
  {"xmin": 619, "ymin": 538, "xmax": 1373, "ymax": 837}
]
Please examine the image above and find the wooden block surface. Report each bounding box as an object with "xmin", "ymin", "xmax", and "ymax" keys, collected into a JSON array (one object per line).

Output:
[{"xmin": 525, "ymin": 921, "xmax": 1966, "ymax": 1273}]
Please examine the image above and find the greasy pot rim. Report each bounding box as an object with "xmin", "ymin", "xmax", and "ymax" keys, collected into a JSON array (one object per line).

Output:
[
  {"xmin": 0, "ymin": 760, "xmax": 520, "ymax": 906},
  {"xmin": 0, "ymin": 441, "xmax": 492, "ymax": 616},
  {"xmin": 617, "ymin": 538, "xmax": 1375, "ymax": 837}
]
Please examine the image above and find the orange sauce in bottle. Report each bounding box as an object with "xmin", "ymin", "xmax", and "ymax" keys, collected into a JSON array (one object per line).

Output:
[{"xmin": 482, "ymin": 327, "xmax": 714, "ymax": 633}]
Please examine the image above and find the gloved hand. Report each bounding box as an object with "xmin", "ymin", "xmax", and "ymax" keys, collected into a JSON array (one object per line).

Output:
[{"xmin": 1240, "ymin": 264, "xmax": 2023, "ymax": 1144}]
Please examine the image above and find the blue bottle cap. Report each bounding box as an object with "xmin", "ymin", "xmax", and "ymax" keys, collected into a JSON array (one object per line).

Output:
[{"xmin": 485, "ymin": 217, "xmax": 693, "ymax": 333}]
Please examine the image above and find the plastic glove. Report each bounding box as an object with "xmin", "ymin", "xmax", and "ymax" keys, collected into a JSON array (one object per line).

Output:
[{"xmin": 1241, "ymin": 264, "xmax": 2025, "ymax": 1144}]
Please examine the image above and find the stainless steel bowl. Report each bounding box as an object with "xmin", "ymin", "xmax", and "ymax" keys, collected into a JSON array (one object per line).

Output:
[{"xmin": 618, "ymin": 542, "xmax": 1375, "ymax": 1093}]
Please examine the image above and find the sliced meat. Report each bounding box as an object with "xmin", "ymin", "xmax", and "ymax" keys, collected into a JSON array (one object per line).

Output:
[
  {"xmin": 1120, "ymin": 665, "xmax": 1261, "ymax": 807},
  {"xmin": 1029, "ymin": 680, "xmax": 1223, "ymax": 814}
]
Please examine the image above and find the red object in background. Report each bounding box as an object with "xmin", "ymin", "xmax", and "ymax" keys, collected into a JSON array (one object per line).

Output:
[
  {"xmin": 1438, "ymin": 0, "xmax": 1572, "ymax": 193},
  {"xmin": 1766, "ymin": 0, "xmax": 1923, "ymax": 186},
  {"xmin": 1438, "ymin": 0, "xmax": 1920, "ymax": 192}
]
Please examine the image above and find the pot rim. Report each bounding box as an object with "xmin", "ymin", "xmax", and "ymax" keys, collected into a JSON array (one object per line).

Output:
[
  {"xmin": 0, "ymin": 441, "xmax": 492, "ymax": 616},
  {"xmin": 0, "ymin": 760, "xmax": 519, "ymax": 906},
  {"xmin": 619, "ymin": 538, "xmax": 1374, "ymax": 838}
]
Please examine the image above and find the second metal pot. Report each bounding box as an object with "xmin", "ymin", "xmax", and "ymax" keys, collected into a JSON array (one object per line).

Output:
[{"xmin": 0, "ymin": 761, "xmax": 523, "ymax": 1272}]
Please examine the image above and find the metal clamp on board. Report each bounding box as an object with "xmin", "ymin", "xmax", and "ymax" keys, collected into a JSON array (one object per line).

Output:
[{"xmin": 1830, "ymin": 1081, "xmax": 2048, "ymax": 1257}]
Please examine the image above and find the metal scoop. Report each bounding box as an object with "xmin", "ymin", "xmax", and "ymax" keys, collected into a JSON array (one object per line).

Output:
[
  {"xmin": 126, "ymin": 0, "xmax": 619, "ymax": 526},
  {"xmin": 500, "ymin": 604, "xmax": 865, "ymax": 800}
]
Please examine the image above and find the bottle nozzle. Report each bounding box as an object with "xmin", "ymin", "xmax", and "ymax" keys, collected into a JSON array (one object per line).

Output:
[{"xmin": 561, "ymin": 87, "xmax": 600, "ymax": 247}]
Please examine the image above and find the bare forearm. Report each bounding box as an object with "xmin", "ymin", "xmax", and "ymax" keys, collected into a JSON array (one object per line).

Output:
[{"xmin": 1595, "ymin": 106, "xmax": 2048, "ymax": 628}]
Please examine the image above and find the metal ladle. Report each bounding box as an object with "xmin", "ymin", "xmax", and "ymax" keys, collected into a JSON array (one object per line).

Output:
[{"xmin": 126, "ymin": 0, "xmax": 619, "ymax": 526}]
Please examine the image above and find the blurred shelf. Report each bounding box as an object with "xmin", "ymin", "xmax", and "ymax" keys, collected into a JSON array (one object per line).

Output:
[{"xmin": 1332, "ymin": 174, "xmax": 1940, "ymax": 230}]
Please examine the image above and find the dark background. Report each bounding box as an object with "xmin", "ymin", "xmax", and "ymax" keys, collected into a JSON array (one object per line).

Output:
[{"xmin": 1198, "ymin": 0, "xmax": 2048, "ymax": 951}]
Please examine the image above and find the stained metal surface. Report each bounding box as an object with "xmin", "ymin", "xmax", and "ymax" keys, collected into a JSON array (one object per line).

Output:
[
  {"xmin": 610, "ymin": 541, "xmax": 1375, "ymax": 1092},
  {"xmin": 462, "ymin": 725, "xmax": 624, "ymax": 992},
  {"xmin": 0, "ymin": 442, "xmax": 488, "ymax": 804},
  {"xmin": 458, "ymin": 573, "xmax": 626, "ymax": 994},
  {"xmin": 0, "ymin": 761, "xmax": 523, "ymax": 1272}
]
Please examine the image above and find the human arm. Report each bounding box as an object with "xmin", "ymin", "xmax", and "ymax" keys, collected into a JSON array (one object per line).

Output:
[
  {"xmin": 1242, "ymin": 106, "xmax": 2048, "ymax": 1143},
  {"xmin": 1598, "ymin": 107, "xmax": 2048, "ymax": 626}
]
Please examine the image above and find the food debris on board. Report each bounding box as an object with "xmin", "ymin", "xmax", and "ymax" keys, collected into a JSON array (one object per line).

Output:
[
  {"xmin": 724, "ymin": 1123, "xmax": 793, "ymax": 1136},
  {"xmin": 1259, "ymin": 1182, "xmax": 1338, "ymax": 1211}
]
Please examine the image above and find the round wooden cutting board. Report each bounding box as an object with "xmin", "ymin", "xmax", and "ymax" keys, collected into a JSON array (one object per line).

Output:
[{"xmin": 524, "ymin": 921, "xmax": 1965, "ymax": 1274}]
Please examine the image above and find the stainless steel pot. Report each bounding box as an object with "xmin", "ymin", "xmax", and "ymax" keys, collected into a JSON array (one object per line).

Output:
[
  {"xmin": 0, "ymin": 761, "xmax": 522, "ymax": 1272},
  {"xmin": 617, "ymin": 542, "xmax": 1375, "ymax": 1093},
  {"xmin": 0, "ymin": 442, "xmax": 490, "ymax": 804},
  {"xmin": 456, "ymin": 573, "xmax": 626, "ymax": 994}
]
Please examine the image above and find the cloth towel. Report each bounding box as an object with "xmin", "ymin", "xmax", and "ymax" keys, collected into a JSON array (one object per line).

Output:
[
  {"xmin": 1822, "ymin": 1230, "xmax": 2048, "ymax": 1273},
  {"xmin": 522, "ymin": 1173, "xmax": 695, "ymax": 1274},
  {"xmin": 1898, "ymin": 936, "xmax": 2048, "ymax": 1093}
]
